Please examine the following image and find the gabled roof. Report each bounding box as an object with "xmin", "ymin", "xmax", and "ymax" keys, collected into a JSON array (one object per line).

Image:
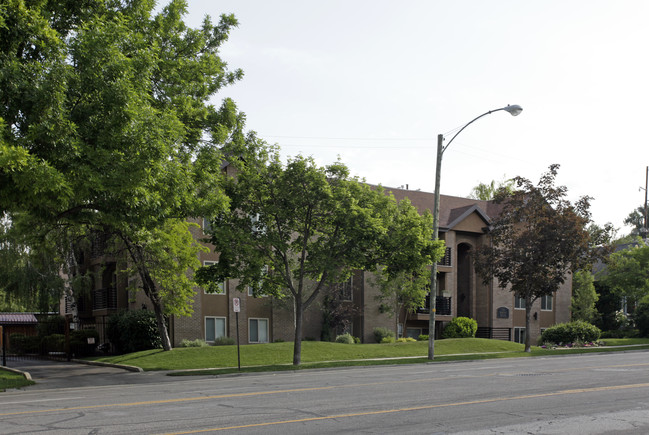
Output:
[
  {"xmin": 446, "ymin": 204, "xmax": 491, "ymax": 230},
  {"xmin": 0, "ymin": 313, "xmax": 38, "ymax": 324},
  {"xmin": 378, "ymin": 185, "xmax": 503, "ymax": 231}
]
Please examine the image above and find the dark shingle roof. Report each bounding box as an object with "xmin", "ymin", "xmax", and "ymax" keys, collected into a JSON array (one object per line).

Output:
[{"xmin": 0, "ymin": 313, "xmax": 38, "ymax": 324}]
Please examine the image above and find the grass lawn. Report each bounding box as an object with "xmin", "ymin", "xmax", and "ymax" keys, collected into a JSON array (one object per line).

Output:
[
  {"xmin": 89, "ymin": 337, "xmax": 649, "ymax": 374},
  {"xmin": 0, "ymin": 369, "xmax": 35, "ymax": 391}
]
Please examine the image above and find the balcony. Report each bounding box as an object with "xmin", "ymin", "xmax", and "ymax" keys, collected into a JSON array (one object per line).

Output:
[
  {"xmin": 93, "ymin": 287, "xmax": 118, "ymax": 310},
  {"xmin": 417, "ymin": 295, "xmax": 452, "ymax": 316},
  {"xmin": 438, "ymin": 247, "xmax": 452, "ymax": 266}
]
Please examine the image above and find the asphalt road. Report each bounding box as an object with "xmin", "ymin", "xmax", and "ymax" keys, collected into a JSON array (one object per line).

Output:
[{"xmin": 2, "ymin": 350, "xmax": 649, "ymax": 434}]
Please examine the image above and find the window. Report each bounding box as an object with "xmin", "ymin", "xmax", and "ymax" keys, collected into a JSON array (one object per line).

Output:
[
  {"xmin": 334, "ymin": 277, "xmax": 353, "ymax": 301},
  {"xmin": 249, "ymin": 318, "xmax": 269, "ymax": 343},
  {"xmin": 205, "ymin": 317, "xmax": 226, "ymax": 342},
  {"xmin": 514, "ymin": 294, "xmax": 525, "ymax": 310},
  {"xmin": 514, "ymin": 327, "xmax": 526, "ymax": 344},
  {"xmin": 202, "ymin": 217, "xmax": 213, "ymax": 233},
  {"xmin": 203, "ymin": 261, "xmax": 225, "ymax": 294},
  {"xmin": 541, "ymin": 295, "xmax": 553, "ymax": 311}
]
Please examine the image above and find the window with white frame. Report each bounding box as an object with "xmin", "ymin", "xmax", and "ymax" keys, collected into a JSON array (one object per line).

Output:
[
  {"xmin": 249, "ymin": 318, "xmax": 269, "ymax": 343},
  {"xmin": 514, "ymin": 327, "xmax": 526, "ymax": 344},
  {"xmin": 205, "ymin": 317, "xmax": 226, "ymax": 342},
  {"xmin": 541, "ymin": 294, "xmax": 553, "ymax": 311},
  {"xmin": 203, "ymin": 261, "xmax": 225, "ymax": 294},
  {"xmin": 514, "ymin": 294, "xmax": 525, "ymax": 310}
]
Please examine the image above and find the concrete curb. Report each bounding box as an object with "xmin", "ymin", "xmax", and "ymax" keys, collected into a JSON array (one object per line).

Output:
[
  {"xmin": 0, "ymin": 365, "xmax": 32, "ymax": 380},
  {"xmin": 71, "ymin": 359, "xmax": 143, "ymax": 372}
]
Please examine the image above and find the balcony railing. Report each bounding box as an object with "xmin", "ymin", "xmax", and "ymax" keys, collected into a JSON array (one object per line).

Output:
[
  {"xmin": 93, "ymin": 287, "xmax": 118, "ymax": 310},
  {"xmin": 417, "ymin": 296, "xmax": 452, "ymax": 316},
  {"xmin": 438, "ymin": 247, "xmax": 452, "ymax": 266}
]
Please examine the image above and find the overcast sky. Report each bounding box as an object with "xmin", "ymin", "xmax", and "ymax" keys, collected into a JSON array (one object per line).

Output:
[{"xmin": 183, "ymin": 0, "xmax": 648, "ymax": 235}]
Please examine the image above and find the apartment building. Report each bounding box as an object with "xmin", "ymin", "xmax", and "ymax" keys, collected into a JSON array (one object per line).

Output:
[{"xmin": 62, "ymin": 185, "xmax": 571, "ymax": 347}]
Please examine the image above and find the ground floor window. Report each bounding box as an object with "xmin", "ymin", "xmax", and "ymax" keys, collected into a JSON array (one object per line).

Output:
[
  {"xmin": 406, "ymin": 328, "xmax": 422, "ymax": 339},
  {"xmin": 205, "ymin": 317, "xmax": 226, "ymax": 342},
  {"xmin": 249, "ymin": 318, "xmax": 269, "ymax": 343},
  {"xmin": 514, "ymin": 327, "xmax": 526, "ymax": 344}
]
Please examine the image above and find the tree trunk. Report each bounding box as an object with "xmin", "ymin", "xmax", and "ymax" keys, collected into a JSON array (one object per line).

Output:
[
  {"xmin": 524, "ymin": 297, "xmax": 532, "ymax": 353},
  {"xmin": 293, "ymin": 295, "xmax": 303, "ymax": 365},
  {"xmin": 141, "ymin": 270, "xmax": 173, "ymax": 351},
  {"xmin": 123, "ymin": 237, "xmax": 173, "ymax": 351}
]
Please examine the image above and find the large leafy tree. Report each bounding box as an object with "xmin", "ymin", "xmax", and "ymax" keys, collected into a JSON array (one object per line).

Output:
[
  {"xmin": 600, "ymin": 241, "xmax": 649, "ymax": 307},
  {"xmin": 197, "ymin": 141, "xmax": 441, "ymax": 365},
  {"xmin": 474, "ymin": 165, "xmax": 593, "ymax": 352},
  {"xmin": 0, "ymin": 214, "xmax": 66, "ymax": 312},
  {"xmin": 1, "ymin": 0, "xmax": 245, "ymax": 349}
]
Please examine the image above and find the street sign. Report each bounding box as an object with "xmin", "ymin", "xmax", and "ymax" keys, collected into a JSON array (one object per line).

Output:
[{"xmin": 233, "ymin": 297, "xmax": 240, "ymax": 313}]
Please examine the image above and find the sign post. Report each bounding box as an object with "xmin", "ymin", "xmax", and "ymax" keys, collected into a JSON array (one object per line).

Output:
[{"xmin": 233, "ymin": 297, "xmax": 241, "ymax": 371}]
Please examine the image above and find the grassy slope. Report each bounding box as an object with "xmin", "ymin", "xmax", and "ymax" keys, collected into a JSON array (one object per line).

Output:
[
  {"xmin": 0, "ymin": 369, "xmax": 35, "ymax": 391},
  {"xmin": 93, "ymin": 338, "xmax": 525, "ymax": 371},
  {"xmin": 91, "ymin": 338, "xmax": 649, "ymax": 372}
]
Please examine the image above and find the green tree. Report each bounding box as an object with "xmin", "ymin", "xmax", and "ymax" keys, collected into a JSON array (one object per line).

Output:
[
  {"xmin": 374, "ymin": 268, "xmax": 430, "ymax": 339},
  {"xmin": 600, "ymin": 241, "xmax": 649, "ymax": 307},
  {"xmin": 1, "ymin": 0, "xmax": 245, "ymax": 349},
  {"xmin": 197, "ymin": 142, "xmax": 441, "ymax": 365},
  {"xmin": 0, "ymin": 215, "xmax": 65, "ymax": 312},
  {"xmin": 571, "ymin": 270, "xmax": 599, "ymax": 323},
  {"xmin": 468, "ymin": 177, "xmax": 514, "ymax": 200},
  {"xmin": 624, "ymin": 206, "xmax": 648, "ymax": 238},
  {"xmin": 474, "ymin": 165, "xmax": 593, "ymax": 352}
]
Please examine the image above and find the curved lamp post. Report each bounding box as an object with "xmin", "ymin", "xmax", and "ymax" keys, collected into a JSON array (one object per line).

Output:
[{"xmin": 428, "ymin": 104, "xmax": 522, "ymax": 360}]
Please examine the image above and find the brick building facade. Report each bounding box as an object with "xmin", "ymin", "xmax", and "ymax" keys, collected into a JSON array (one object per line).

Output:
[{"xmin": 63, "ymin": 185, "xmax": 572, "ymax": 347}]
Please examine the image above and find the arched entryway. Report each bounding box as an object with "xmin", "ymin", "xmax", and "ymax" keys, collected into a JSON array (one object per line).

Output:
[{"xmin": 456, "ymin": 243, "xmax": 473, "ymax": 318}]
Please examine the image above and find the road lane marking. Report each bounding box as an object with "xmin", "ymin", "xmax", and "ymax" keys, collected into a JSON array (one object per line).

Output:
[
  {"xmin": 159, "ymin": 382, "xmax": 649, "ymax": 434},
  {"xmin": 2, "ymin": 361, "xmax": 648, "ymax": 417}
]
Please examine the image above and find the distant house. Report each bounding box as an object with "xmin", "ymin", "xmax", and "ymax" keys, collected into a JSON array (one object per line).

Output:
[{"xmin": 62, "ymin": 182, "xmax": 571, "ymax": 347}]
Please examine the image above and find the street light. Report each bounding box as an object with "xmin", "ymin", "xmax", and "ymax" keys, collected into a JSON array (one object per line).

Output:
[{"xmin": 428, "ymin": 104, "xmax": 522, "ymax": 360}]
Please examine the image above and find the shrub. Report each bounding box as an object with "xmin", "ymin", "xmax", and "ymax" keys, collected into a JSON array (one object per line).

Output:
[
  {"xmin": 442, "ymin": 317, "xmax": 478, "ymax": 339},
  {"xmin": 335, "ymin": 333, "xmax": 355, "ymax": 344},
  {"xmin": 634, "ymin": 296, "xmax": 649, "ymax": 337},
  {"xmin": 37, "ymin": 316, "xmax": 66, "ymax": 337},
  {"xmin": 396, "ymin": 337, "xmax": 416, "ymax": 343},
  {"xmin": 107, "ymin": 310, "xmax": 162, "ymax": 353},
  {"xmin": 213, "ymin": 336, "xmax": 236, "ymax": 346},
  {"xmin": 373, "ymin": 327, "xmax": 395, "ymax": 343},
  {"xmin": 70, "ymin": 329, "xmax": 100, "ymax": 357},
  {"xmin": 418, "ymin": 334, "xmax": 429, "ymax": 341},
  {"xmin": 43, "ymin": 334, "xmax": 66, "ymax": 353},
  {"xmin": 600, "ymin": 329, "xmax": 639, "ymax": 339},
  {"xmin": 380, "ymin": 336, "xmax": 396, "ymax": 344},
  {"xmin": 179, "ymin": 339, "xmax": 209, "ymax": 347},
  {"xmin": 541, "ymin": 320, "xmax": 601, "ymax": 345},
  {"xmin": 353, "ymin": 336, "xmax": 361, "ymax": 344},
  {"xmin": 9, "ymin": 333, "xmax": 41, "ymax": 354}
]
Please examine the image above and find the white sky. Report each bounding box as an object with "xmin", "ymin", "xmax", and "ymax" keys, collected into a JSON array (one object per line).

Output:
[{"xmin": 183, "ymin": 0, "xmax": 649, "ymax": 235}]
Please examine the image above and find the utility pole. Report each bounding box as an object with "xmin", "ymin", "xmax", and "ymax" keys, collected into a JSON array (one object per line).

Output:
[{"xmin": 643, "ymin": 166, "xmax": 649, "ymax": 241}]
